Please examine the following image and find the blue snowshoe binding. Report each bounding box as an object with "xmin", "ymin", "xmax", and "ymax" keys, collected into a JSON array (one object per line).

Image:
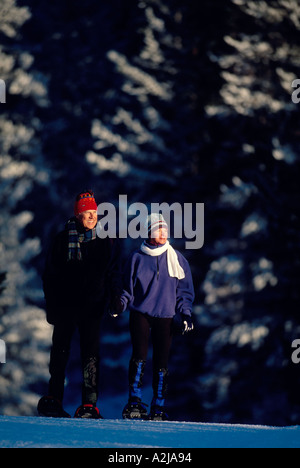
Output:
[{"xmin": 122, "ymin": 398, "xmax": 148, "ymax": 420}]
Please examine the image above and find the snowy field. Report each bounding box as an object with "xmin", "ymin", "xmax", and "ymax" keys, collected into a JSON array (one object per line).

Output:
[{"xmin": 0, "ymin": 416, "xmax": 299, "ymax": 449}]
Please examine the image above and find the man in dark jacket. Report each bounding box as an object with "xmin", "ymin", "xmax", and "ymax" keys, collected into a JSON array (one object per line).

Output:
[{"xmin": 37, "ymin": 190, "xmax": 122, "ymax": 419}]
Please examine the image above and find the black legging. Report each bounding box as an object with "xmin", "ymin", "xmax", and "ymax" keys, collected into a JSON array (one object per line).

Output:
[
  {"xmin": 129, "ymin": 311, "xmax": 173, "ymax": 372},
  {"xmin": 49, "ymin": 316, "xmax": 102, "ymax": 404}
]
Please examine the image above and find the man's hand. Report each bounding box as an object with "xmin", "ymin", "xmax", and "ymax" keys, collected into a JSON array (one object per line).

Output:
[{"xmin": 110, "ymin": 296, "xmax": 125, "ymax": 318}]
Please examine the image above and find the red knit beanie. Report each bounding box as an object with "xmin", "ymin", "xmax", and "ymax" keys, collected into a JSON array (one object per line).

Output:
[{"xmin": 74, "ymin": 191, "xmax": 98, "ymax": 216}]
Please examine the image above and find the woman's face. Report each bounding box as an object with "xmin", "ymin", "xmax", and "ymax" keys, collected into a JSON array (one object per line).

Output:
[
  {"xmin": 77, "ymin": 210, "xmax": 98, "ymax": 230},
  {"xmin": 150, "ymin": 227, "xmax": 168, "ymax": 245}
]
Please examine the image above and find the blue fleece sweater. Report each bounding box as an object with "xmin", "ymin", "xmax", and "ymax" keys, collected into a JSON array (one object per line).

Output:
[{"xmin": 121, "ymin": 244, "xmax": 195, "ymax": 318}]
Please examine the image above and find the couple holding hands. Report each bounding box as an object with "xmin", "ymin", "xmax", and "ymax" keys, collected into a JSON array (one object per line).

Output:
[{"xmin": 38, "ymin": 190, "xmax": 195, "ymax": 421}]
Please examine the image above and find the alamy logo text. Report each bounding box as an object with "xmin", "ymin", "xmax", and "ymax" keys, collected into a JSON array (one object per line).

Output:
[{"xmin": 96, "ymin": 195, "xmax": 204, "ymax": 250}]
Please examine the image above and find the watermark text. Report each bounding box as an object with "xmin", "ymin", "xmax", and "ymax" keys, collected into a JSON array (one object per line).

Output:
[
  {"xmin": 0, "ymin": 339, "xmax": 6, "ymax": 363},
  {"xmin": 291, "ymin": 339, "xmax": 300, "ymax": 364},
  {"xmin": 0, "ymin": 79, "xmax": 6, "ymax": 104},
  {"xmin": 97, "ymin": 195, "xmax": 204, "ymax": 250},
  {"xmin": 292, "ymin": 79, "xmax": 300, "ymax": 104}
]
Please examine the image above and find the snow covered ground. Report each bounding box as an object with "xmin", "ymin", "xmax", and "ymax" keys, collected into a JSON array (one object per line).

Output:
[{"xmin": 0, "ymin": 415, "xmax": 299, "ymax": 448}]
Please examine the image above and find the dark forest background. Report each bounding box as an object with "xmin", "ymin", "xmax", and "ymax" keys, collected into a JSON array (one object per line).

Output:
[{"xmin": 0, "ymin": 0, "xmax": 300, "ymax": 425}]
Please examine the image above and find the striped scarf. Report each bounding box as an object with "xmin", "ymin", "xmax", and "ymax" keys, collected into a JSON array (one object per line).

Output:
[{"xmin": 67, "ymin": 217, "xmax": 97, "ymax": 261}]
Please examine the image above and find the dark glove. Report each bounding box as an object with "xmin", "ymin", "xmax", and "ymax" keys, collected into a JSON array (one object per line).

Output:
[
  {"xmin": 181, "ymin": 314, "xmax": 194, "ymax": 335},
  {"xmin": 110, "ymin": 296, "xmax": 125, "ymax": 318}
]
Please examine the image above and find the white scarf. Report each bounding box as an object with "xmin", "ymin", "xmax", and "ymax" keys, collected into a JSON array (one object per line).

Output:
[{"xmin": 140, "ymin": 241, "xmax": 185, "ymax": 280}]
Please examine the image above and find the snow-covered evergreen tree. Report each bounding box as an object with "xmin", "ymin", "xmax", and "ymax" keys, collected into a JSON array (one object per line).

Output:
[{"xmin": 0, "ymin": 0, "xmax": 299, "ymax": 423}]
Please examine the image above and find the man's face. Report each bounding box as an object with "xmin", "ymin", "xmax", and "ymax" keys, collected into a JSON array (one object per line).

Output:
[{"xmin": 77, "ymin": 210, "xmax": 98, "ymax": 230}]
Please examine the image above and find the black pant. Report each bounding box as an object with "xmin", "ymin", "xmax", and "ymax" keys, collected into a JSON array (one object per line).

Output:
[
  {"xmin": 129, "ymin": 311, "xmax": 173, "ymax": 405},
  {"xmin": 129, "ymin": 311, "xmax": 173, "ymax": 371},
  {"xmin": 48, "ymin": 316, "xmax": 102, "ymax": 405}
]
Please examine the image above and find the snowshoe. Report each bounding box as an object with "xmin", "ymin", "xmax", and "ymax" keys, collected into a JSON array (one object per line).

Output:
[
  {"xmin": 37, "ymin": 396, "xmax": 71, "ymax": 418},
  {"xmin": 148, "ymin": 405, "xmax": 169, "ymax": 421},
  {"xmin": 74, "ymin": 404, "xmax": 103, "ymax": 419},
  {"xmin": 122, "ymin": 398, "xmax": 148, "ymax": 420}
]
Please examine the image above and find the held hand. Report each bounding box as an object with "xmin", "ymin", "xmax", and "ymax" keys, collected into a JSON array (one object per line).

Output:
[
  {"xmin": 110, "ymin": 296, "xmax": 125, "ymax": 318},
  {"xmin": 182, "ymin": 314, "xmax": 194, "ymax": 335}
]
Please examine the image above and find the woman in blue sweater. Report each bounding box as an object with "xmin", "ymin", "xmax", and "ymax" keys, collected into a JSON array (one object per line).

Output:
[{"xmin": 119, "ymin": 214, "xmax": 195, "ymax": 421}]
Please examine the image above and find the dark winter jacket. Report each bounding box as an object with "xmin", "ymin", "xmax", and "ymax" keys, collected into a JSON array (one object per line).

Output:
[
  {"xmin": 120, "ymin": 245, "xmax": 195, "ymax": 318},
  {"xmin": 43, "ymin": 224, "xmax": 122, "ymax": 324}
]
